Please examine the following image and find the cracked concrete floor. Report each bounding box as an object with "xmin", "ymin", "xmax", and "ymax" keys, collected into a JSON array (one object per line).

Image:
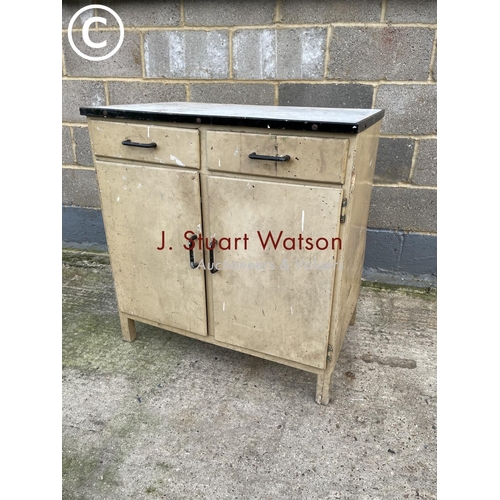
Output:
[{"xmin": 62, "ymin": 250, "xmax": 437, "ymax": 500}]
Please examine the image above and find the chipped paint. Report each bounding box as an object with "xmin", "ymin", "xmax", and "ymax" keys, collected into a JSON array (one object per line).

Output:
[
  {"xmin": 169, "ymin": 32, "xmax": 185, "ymax": 77},
  {"xmin": 301, "ymin": 210, "xmax": 305, "ymax": 232},
  {"xmin": 170, "ymin": 155, "xmax": 185, "ymax": 167},
  {"xmin": 300, "ymin": 31, "xmax": 323, "ymax": 79},
  {"xmin": 259, "ymin": 30, "xmax": 276, "ymax": 79},
  {"xmin": 143, "ymin": 37, "xmax": 150, "ymax": 75}
]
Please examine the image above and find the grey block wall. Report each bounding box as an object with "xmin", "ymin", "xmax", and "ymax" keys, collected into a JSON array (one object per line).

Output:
[{"xmin": 62, "ymin": 0, "xmax": 437, "ymax": 280}]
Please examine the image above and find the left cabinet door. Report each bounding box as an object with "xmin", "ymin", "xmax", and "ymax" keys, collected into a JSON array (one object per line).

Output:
[{"xmin": 95, "ymin": 160, "xmax": 208, "ymax": 336}]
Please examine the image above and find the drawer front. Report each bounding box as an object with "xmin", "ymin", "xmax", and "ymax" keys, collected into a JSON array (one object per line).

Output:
[
  {"xmin": 206, "ymin": 130, "xmax": 348, "ymax": 184},
  {"xmin": 89, "ymin": 120, "xmax": 200, "ymax": 168}
]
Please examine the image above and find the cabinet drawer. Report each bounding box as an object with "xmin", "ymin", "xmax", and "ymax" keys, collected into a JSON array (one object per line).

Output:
[
  {"xmin": 88, "ymin": 120, "xmax": 200, "ymax": 168},
  {"xmin": 206, "ymin": 130, "xmax": 348, "ymax": 184}
]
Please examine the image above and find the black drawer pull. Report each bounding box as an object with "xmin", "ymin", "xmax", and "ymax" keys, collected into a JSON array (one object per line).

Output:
[
  {"xmin": 209, "ymin": 238, "xmax": 218, "ymax": 274},
  {"xmin": 189, "ymin": 234, "xmax": 199, "ymax": 269},
  {"xmin": 249, "ymin": 152, "xmax": 290, "ymax": 162},
  {"xmin": 122, "ymin": 139, "xmax": 157, "ymax": 149}
]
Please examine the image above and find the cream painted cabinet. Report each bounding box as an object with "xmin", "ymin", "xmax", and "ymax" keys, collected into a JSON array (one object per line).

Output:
[{"xmin": 81, "ymin": 102, "xmax": 384, "ymax": 405}]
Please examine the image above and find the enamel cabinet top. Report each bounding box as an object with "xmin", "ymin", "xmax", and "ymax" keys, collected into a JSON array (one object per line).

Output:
[{"xmin": 80, "ymin": 101, "xmax": 384, "ymax": 134}]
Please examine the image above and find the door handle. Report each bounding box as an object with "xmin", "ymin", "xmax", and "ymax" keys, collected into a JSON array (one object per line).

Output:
[
  {"xmin": 249, "ymin": 152, "xmax": 290, "ymax": 162},
  {"xmin": 209, "ymin": 238, "xmax": 218, "ymax": 274},
  {"xmin": 188, "ymin": 234, "xmax": 199, "ymax": 269},
  {"xmin": 122, "ymin": 139, "xmax": 157, "ymax": 149}
]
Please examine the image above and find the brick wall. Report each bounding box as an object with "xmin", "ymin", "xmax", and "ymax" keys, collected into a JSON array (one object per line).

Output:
[{"xmin": 62, "ymin": 0, "xmax": 437, "ymax": 279}]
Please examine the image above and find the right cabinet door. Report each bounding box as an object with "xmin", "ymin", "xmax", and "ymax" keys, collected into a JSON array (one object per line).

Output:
[{"xmin": 206, "ymin": 176, "xmax": 343, "ymax": 369}]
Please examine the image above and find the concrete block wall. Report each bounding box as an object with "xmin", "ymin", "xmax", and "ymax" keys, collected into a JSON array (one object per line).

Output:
[{"xmin": 62, "ymin": 0, "xmax": 437, "ymax": 278}]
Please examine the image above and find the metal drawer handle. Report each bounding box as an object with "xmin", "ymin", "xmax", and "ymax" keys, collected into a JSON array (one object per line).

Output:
[
  {"xmin": 189, "ymin": 234, "xmax": 199, "ymax": 269},
  {"xmin": 122, "ymin": 139, "xmax": 157, "ymax": 149},
  {"xmin": 209, "ymin": 238, "xmax": 218, "ymax": 274},
  {"xmin": 249, "ymin": 152, "xmax": 290, "ymax": 162}
]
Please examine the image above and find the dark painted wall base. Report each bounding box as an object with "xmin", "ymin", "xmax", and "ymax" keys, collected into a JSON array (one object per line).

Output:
[
  {"xmin": 62, "ymin": 206, "xmax": 108, "ymax": 251},
  {"xmin": 62, "ymin": 207, "xmax": 437, "ymax": 282},
  {"xmin": 364, "ymin": 228, "xmax": 436, "ymax": 275}
]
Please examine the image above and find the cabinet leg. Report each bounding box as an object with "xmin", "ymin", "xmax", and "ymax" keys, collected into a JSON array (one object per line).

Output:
[
  {"xmin": 315, "ymin": 371, "xmax": 333, "ymax": 405},
  {"xmin": 119, "ymin": 312, "xmax": 136, "ymax": 342},
  {"xmin": 349, "ymin": 305, "xmax": 357, "ymax": 326}
]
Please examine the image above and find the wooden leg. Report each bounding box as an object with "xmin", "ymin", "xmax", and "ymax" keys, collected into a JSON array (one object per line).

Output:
[
  {"xmin": 349, "ymin": 305, "xmax": 357, "ymax": 326},
  {"xmin": 315, "ymin": 370, "xmax": 333, "ymax": 405},
  {"xmin": 119, "ymin": 312, "xmax": 137, "ymax": 342}
]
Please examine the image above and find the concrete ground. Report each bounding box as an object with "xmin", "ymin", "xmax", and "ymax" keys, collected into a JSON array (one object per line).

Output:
[{"xmin": 62, "ymin": 249, "xmax": 437, "ymax": 500}]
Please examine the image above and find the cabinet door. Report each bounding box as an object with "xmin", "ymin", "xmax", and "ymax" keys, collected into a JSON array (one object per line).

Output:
[
  {"xmin": 96, "ymin": 161, "xmax": 207, "ymax": 336},
  {"xmin": 206, "ymin": 176, "xmax": 343, "ymax": 369}
]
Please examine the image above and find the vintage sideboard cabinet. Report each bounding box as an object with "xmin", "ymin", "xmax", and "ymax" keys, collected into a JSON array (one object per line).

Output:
[{"xmin": 80, "ymin": 102, "xmax": 384, "ymax": 405}]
